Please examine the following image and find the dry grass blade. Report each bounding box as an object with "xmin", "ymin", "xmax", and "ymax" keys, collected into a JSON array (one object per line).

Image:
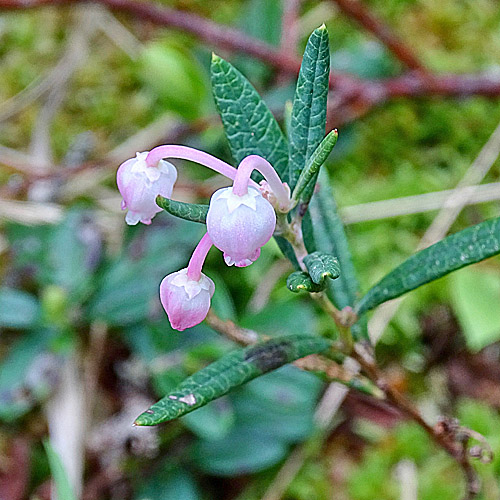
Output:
[
  {"xmin": 95, "ymin": 5, "xmax": 142, "ymax": 58},
  {"xmin": 0, "ymin": 199, "xmax": 63, "ymax": 224},
  {"xmin": 29, "ymin": 6, "xmax": 99, "ymax": 173},
  {"xmin": 341, "ymin": 182, "xmax": 500, "ymax": 224}
]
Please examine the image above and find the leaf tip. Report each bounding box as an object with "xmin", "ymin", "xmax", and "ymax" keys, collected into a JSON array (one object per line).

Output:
[
  {"xmin": 315, "ymin": 24, "xmax": 328, "ymax": 35},
  {"xmin": 211, "ymin": 52, "xmax": 221, "ymax": 64},
  {"xmin": 133, "ymin": 409, "xmax": 155, "ymax": 426}
]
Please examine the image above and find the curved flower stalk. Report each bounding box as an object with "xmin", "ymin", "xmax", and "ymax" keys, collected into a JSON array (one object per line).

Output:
[
  {"xmin": 160, "ymin": 233, "xmax": 214, "ymax": 331},
  {"xmin": 118, "ymin": 145, "xmax": 292, "ymax": 267},
  {"xmin": 117, "ymin": 146, "xmax": 294, "ymax": 325},
  {"xmin": 117, "ymin": 145, "xmax": 261, "ymax": 226}
]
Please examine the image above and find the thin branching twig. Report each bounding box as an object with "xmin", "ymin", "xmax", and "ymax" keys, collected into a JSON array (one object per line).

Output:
[
  {"xmin": 331, "ymin": 0, "xmax": 429, "ymax": 74},
  {"xmin": 1, "ymin": 0, "xmax": 500, "ymax": 108}
]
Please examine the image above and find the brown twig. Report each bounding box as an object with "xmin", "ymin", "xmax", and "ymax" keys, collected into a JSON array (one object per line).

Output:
[
  {"xmin": 2, "ymin": 0, "xmax": 500, "ymax": 106},
  {"xmin": 204, "ymin": 309, "xmax": 260, "ymax": 346},
  {"xmin": 0, "ymin": 0, "xmax": 301, "ymax": 72},
  {"xmin": 351, "ymin": 345, "xmax": 480, "ymax": 500},
  {"xmin": 204, "ymin": 310, "xmax": 365, "ymax": 387},
  {"xmin": 280, "ymin": 0, "xmax": 301, "ymax": 58},
  {"xmin": 331, "ymin": 0, "xmax": 429, "ymax": 74}
]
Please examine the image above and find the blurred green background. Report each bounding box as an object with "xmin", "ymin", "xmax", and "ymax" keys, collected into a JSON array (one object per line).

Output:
[{"xmin": 1, "ymin": 0, "xmax": 500, "ymax": 498}]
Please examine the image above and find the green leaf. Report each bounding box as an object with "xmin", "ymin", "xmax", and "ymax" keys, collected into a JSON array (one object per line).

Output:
[
  {"xmin": 240, "ymin": 300, "xmax": 319, "ymax": 337},
  {"xmin": 191, "ymin": 429, "xmax": 288, "ymax": 476},
  {"xmin": 43, "ymin": 440, "xmax": 78, "ymax": 500},
  {"xmin": 46, "ymin": 210, "xmax": 98, "ymax": 303},
  {"xmin": 139, "ymin": 41, "xmax": 209, "ymax": 120},
  {"xmin": 134, "ymin": 334, "xmax": 331, "ymax": 426},
  {"xmin": 0, "ymin": 288, "xmax": 40, "ymax": 328},
  {"xmin": 210, "ymin": 54, "xmax": 289, "ymax": 179},
  {"xmin": 356, "ymin": 217, "xmax": 500, "ymax": 316},
  {"xmin": 191, "ymin": 366, "xmax": 322, "ymax": 476},
  {"xmin": 156, "ymin": 196, "xmax": 208, "ymax": 224},
  {"xmin": 274, "ymin": 235, "xmax": 301, "ymax": 270},
  {"xmin": 88, "ymin": 220, "xmax": 199, "ymax": 326},
  {"xmin": 449, "ymin": 267, "xmax": 500, "ymax": 352},
  {"xmin": 288, "ymin": 25, "xmax": 330, "ymax": 190},
  {"xmin": 287, "ymin": 271, "xmax": 324, "ymax": 293},
  {"xmin": 292, "ymin": 129, "xmax": 338, "ymax": 204},
  {"xmin": 303, "ymin": 251, "xmax": 341, "ymax": 284},
  {"xmin": 308, "ymin": 170, "xmax": 367, "ymax": 339},
  {"xmin": 181, "ymin": 397, "xmax": 235, "ymax": 441},
  {"xmin": 0, "ymin": 330, "xmax": 53, "ymax": 422},
  {"xmin": 135, "ymin": 465, "xmax": 201, "ymax": 500},
  {"xmin": 233, "ymin": 365, "xmax": 322, "ymax": 442}
]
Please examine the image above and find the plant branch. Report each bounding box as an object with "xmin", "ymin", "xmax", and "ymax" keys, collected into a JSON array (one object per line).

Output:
[
  {"xmin": 2, "ymin": 0, "xmax": 500, "ymax": 107},
  {"xmin": 204, "ymin": 309, "xmax": 260, "ymax": 346},
  {"xmin": 280, "ymin": 0, "xmax": 301, "ymax": 63},
  {"xmin": 0, "ymin": 0, "xmax": 301, "ymax": 72},
  {"xmin": 204, "ymin": 310, "xmax": 368, "ymax": 389},
  {"xmin": 331, "ymin": 0, "xmax": 429, "ymax": 74},
  {"xmin": 351, "ymin": 345, "xmax": 480, "ymax": 500}
]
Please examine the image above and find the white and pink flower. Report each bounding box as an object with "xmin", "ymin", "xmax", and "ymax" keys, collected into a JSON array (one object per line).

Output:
[
  {"xmin": 206, "ymin": 186, "xmax": 276, "ymax": 267},
  {"xmin": 117, "ymin": 146, "xmax": 293, "ymax": 331},
  {"xmin": 117, "ymin": 151, "xmax": 177, "ymax": 225},
  {"xmin": 160, "ymin": 268, "xmax": 214, "ymax": 331}
]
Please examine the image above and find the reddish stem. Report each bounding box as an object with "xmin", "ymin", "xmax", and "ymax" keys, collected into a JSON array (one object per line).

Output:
[
  {"xmin": 331, "ymin": 0, "xmax": 429, "ymax": 74},
  {"xmin": 1, "ymin": 0, "xmax": 499, "ymax": 103}
]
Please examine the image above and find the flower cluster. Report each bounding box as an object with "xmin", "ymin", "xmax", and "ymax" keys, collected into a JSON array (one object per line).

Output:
[{"xmin": 117, "ymin": 146, "xmax": 291, "ymax": 331}]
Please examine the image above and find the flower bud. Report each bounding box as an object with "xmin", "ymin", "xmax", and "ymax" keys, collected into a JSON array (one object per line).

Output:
[
  {"xmin": 160, "ymin": 268, "xmax": 215, "ymax": 331},
  {"xmin": 117, "ymin": 151, "xmax": 177, "ymax": 225},
  {"xmin": 206, "ymin": 186, "xmax": 276, "ymax": 267}
]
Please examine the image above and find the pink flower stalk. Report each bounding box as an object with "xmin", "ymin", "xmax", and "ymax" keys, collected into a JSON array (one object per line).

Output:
[
  {"xmin": 145, "ymin": 145, "xmax": 260, "ymax": 190},
  {"xmin": 160, "ymin": 233, "xmax": 214, "ymax": 331},
  {"xmin": 117, "ymin": 152, "xmax": 177, "ymax": 225},
  {"xmin": 232, "ymin": 155, "xmax": 291, "ymax": 212}
]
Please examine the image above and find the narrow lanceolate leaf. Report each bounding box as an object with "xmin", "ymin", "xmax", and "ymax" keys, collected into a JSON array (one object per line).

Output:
[
  {"xmin": 156, "ymin": 196, "xmax": 208, "ymax": 224},
  {"xmin": 292, "ymin": 129, "xmax": 338, "ymax": 204},
  {"xmin": 287, "ymin": 271, "xmax": 324, "ymax": 293},
  {"xmin": 134, "ymin": 334, "xmax": 331, "ymax": 426},
  {"xmin": 275, "ymin": 236, "xmax": 301, "ymax": 270},
  {"xmin": 288, "ymin": 25, "xmax": 330, "ymax": 190},
  {"xmin": 210, "ymin": 54, "xmax": 297, "ymax": 267},
  {"xmin": 304, "ymin": 251, "xmax": 340, "ymax": 285},
  {"xmin": 210, "ymin": 54, "xmax": 289, "ymax": 179},
  {"xmin": 356, "ymin": 217, "xmax": 500, "ymax": 316},
  {"xmin": 308, "ymin": 170, "xmax": 367, "ymax": 340}
]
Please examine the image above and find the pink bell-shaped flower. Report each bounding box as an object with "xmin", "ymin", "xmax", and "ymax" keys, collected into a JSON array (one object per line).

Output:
[
  {"xmin": 206, "ymin": 186, "xmax": 276, "ymax": 267},
  {"xmin": 160, "ymin": 268, "xmax": 215, "ymax": 331},
  {"xmin": 117, "ymin": 151, "xmax": 177, "ymax": 225}
]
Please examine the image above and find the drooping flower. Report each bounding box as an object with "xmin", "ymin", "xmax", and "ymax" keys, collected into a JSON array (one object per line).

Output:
[
  {"xmin": 160, "ymin": 232, "xmax": 214, "ymax": 331},
  {"xmin": 160, "ymin": 268, "xmax": 215, "ymax": 331},
  {"xmin": 206, "ymin": 185, "xmax": 276, "ymax": 267},
  {"xmin": 117, "ymin": 151, "xmax": 177, "ymax": 225}
]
